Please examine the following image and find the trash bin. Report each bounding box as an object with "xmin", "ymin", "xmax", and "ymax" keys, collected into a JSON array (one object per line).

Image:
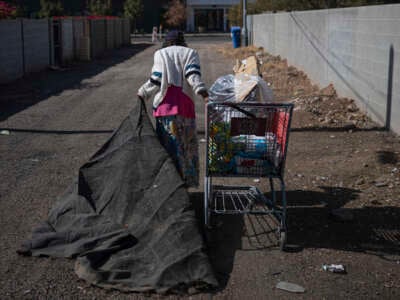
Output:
[{"xmin": 231, "ymin": 26, "xmax": 241, "ymax": 48}]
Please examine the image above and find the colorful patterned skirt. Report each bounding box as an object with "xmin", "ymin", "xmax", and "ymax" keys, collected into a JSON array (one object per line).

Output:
[{"xmin": 155, "ymin": 115, "xmax": 199, "ymax": 187}]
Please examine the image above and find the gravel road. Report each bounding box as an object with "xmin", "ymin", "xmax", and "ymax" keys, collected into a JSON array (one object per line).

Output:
[{"xmin": 1, "ymin": 37, "xmax": 399, "ymax": 299}]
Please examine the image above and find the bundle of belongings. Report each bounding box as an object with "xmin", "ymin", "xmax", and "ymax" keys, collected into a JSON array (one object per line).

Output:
[
  {"xmin": 18, "ymin": 100, "xmax": 218, "ymax": 294},
  {"xmin": 207, "ymin": 56, "xmax": 289, "ymax": 177},
  {"xmin": 208, "ymin": 55, "xmax": 274, "ymax": 103}
]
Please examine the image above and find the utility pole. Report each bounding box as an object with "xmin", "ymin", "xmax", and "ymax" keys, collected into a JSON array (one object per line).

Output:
[{"xmin": 243, "ymin": 0, "xmax": 248, "ymax": 46}]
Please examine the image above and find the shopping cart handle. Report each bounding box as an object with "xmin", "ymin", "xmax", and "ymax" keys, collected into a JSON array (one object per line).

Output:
[{"xmin": 224, "ymin": 102, "xmax": 257, "ymax": 119}]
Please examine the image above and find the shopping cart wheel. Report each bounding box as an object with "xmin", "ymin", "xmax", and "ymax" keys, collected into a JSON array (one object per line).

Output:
[{"xmin": 279, "ymin": 231, "xmax": 287, "ymax": 251}]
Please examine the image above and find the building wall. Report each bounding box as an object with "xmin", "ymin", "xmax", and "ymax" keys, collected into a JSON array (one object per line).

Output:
[
  {"xmin": 186, "ymin": 0, "xmax": 255, "ymax": 32},
  {"xmin": 0, "ymin": 20, "xmax": 24, "ymax": 83},
  {"xmin": 251, "ymin": 4, "xmax": 400, "ymax": 133},
  {"xmin": 186, "ymin": 4, "xmax": 232, "ymax": 32}
]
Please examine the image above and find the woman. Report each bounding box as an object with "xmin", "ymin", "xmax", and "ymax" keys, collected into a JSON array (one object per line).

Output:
[
  {"xmin": 151, "ymin": 26, "xmax": 158, "ymax": 43},
  {"xmin": 138, "ymin": 30, "xmax": 208, "ymax": 187}
]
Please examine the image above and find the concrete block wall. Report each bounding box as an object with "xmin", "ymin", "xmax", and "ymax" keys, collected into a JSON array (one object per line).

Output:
[
  {"xmin": 22, "ymin": 19, "xmax": 50, "ymax": 74},
  {"xmin": 251, "ymin": 4, "xmax": 400, "ymax": 133},
  {"xmin": 0, "ymin": 20, "xmax": 23, "ymax": 83},
  {"xmin": 1, "ymin": 17, "xmax": 130, "ymax": 84},
  {"xmin": 114, "ymin": 19, "xmax": 123, "ymax": 48},
  {"xmin": 122, "ymin": 19, "xmax": 131, "ymax": 45},
  {"xmin": 106, "ymin": 20, "xmax": 115, "ymax": 49},
  {"xmin": 61, "ymin": 19, "xmax": 74, "ymax": 64},
  {"xmin": 90, "ymin": 20, "xmax": 106, "ymax": 58},
  {"xmin": 73, "ymin": 19, "xmax": 91, "ymax": 61},
  {"xmin": 73, "ymin": 19, "xmax": 84, "ymax": 60}
]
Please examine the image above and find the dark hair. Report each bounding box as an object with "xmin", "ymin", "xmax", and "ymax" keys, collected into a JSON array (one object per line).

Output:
[{"xmin": 162, "ymin": 30, "xmax": 187, "ymax": 48}]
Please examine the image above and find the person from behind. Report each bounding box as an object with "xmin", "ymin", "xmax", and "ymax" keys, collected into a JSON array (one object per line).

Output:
[
  {"xmin": 138, "ymin": 30, "xmax": 208, "ymax": 187},
  {"xmin": 151, "ymin": 26, "xmax": 158, "ymax": 43}
]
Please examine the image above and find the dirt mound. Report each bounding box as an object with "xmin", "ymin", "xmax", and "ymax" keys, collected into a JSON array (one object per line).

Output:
[{"xmin": 216, "ymin": 45, "xmax": 376, "ymax": 129}]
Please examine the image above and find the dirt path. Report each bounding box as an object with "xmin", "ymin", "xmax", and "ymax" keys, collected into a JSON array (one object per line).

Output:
[{"xmin": 0, "ymin": 39, "xmax": 399, "ymax": 299}]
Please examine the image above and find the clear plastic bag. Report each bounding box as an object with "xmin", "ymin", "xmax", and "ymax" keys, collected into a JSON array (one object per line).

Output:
[
  {"xmin": 208, "ymin": 74, "xmax": 236, "ymax": 103},
  {"xmin": 208, "ymin": 74, "xmax": 274, "ymax": 103}
]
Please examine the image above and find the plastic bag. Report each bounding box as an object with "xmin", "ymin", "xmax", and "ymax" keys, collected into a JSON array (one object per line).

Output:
[
  {"xmin": 208, "ymin": 74, "xmax": 236, "ymax": 103},
  {"xmin": 208, "ymin": 74, "xmax": 274, "ymax": 103}
]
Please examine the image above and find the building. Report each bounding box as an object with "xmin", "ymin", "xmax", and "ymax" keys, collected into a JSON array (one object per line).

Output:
[{"xmin": 186, "ymin": 0, "xmax": 240, "ymax": 32}]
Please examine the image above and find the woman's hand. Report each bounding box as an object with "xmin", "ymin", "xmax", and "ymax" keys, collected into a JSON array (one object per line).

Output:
[{"xmin": 198, "ymin": 90, "xmax": 209, "ymax": 102}]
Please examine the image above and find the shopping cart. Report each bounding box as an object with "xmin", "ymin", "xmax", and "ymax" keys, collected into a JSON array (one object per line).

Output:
[{"xmin": 204, "ymin": 102, "xmax": 294, "ymax": 250}]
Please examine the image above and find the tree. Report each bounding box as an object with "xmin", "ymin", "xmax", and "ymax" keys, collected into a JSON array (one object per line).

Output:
[
  {"xmin": 0, "ymin": 1, "xmax": 16, "ymax": 19},
  {"xmin": 123, "ymin": 0, "xmax": 142, "ymax": 19},
  {"xmin": 123, "ymin": 0, "xmax": 143, "ymax": 33},
  {"xmin": 228, "ymin": 2, "xmax": 243, "ymax": 27},
  {"xmin": 164, "ymin": 0, "xmax": 186, "ymax": 28},
  {"xmin": 88, "ymin": 0, "xmax": 112, "ymax": 16},
  {"xmin": 38, "ymin": 0, "xmax": 64, "ymax": 18}
]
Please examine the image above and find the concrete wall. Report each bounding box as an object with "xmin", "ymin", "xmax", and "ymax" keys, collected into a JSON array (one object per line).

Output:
[
  {"xmin": 251, "ymin": 4, "xmax": 400, "ymax": 133},
  {"xmin": 114, "ymin": 19, "xmax": 123, "ymax": 48},
  {"xmin": 1, "ymin": 17, "xmax": 130, "ymax": 84},
  {"xmin": 0, "ymin": 20, "xmax": 23, "ymax": 83},
  {"xmin": 0, "ymin": 19, "xmax": 49, "ymax": 83},
  {"xmin": 106, "ymin": 19, "xmax": 115, "ymax": 49},
  {"xmin": 73, "ymin": 19, "xmax": 91, "ymax": 61},
  {"xmin": 122, "ymin": 19, "xmax": 131, "ymax": 45},
  {"xmin": 72, "ymin": 19, "xmax": 83, "ymax": 51},
  {"xmin": 22, "ymin": 19, "xmax": 50, "ymax": 74},
  {"xmin": 61, "ymin": 19, "xmax": 74, "ymax": 64},
  {"xmin": 90, "ymin": 20, "xmax": 106, "ymax": 59}
]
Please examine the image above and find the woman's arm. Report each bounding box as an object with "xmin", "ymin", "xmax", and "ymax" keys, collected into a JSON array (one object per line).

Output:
[
  {"xmin": 185, "ymin": 50, "xmax": 208, "ymax": 101},
  {"xmin": 137, "ymin": 51, "xmax": 163, "ymax": 100}
]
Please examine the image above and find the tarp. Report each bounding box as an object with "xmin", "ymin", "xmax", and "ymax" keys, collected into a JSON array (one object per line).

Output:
[{"xmin": 18, "ymin": 100, "xmax": 217, "ymax": 293}]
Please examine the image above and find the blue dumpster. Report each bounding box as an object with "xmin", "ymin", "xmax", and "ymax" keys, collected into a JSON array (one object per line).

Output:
[{"xmin": 231, "ymin": 26, "xmax": 241, "ymax": 48}]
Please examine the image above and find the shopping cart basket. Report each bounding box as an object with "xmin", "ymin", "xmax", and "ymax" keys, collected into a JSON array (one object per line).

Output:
[{"xmin": 204, "ymin": 102, "xmax": 294, "ymax": 250}]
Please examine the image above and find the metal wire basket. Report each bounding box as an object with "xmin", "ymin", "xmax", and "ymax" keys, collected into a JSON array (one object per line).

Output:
[{"xmin": 204, "ymin": 102, "xmax": 294, "ymax": 250}]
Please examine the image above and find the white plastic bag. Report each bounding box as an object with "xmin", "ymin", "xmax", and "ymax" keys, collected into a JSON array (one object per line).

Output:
[{"xmin": 209, "ymin": 74, "xmax": 274, "ymax": 103}]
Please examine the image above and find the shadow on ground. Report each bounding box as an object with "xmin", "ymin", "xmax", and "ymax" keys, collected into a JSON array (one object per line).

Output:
[
  {"xmin": 190, "ymin": 192, "xmax": 244, "ymax": 290},
  {"xmin": 190, "ymin": 186, "xmax": 400, "ymax": 289},
  {"xmin": 0, "ymin": 43, "xmax": 152, "ymax": 122},
  {"xmin": 284, "ymin": 187, "xmax": 400, "ymax": 260}
]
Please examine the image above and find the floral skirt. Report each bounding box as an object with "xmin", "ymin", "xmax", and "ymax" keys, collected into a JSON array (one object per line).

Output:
[{"xmin": 156, "ymin": 115, "xmax": 199, "ymax": 187}]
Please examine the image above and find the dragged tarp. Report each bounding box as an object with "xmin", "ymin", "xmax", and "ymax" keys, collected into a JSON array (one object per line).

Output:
[{"xmin": 18, "ymin": 100, "xmax": 217, "ymax": 293}]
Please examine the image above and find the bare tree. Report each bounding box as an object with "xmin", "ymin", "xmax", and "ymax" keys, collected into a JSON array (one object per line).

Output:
[{"xmin": 164, "ymin": 0, "xmax": 186, "ymax": 28}]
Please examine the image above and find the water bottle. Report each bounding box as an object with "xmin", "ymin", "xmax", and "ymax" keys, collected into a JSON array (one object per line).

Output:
[{"xmin": 322, "ymin": 264, "xmax": 346, "ymax": 273}]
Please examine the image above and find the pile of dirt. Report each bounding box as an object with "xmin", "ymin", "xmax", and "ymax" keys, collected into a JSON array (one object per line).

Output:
[{"xmin": 216, "ymin": 45, "xmax": 376, "ymax": 129}]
